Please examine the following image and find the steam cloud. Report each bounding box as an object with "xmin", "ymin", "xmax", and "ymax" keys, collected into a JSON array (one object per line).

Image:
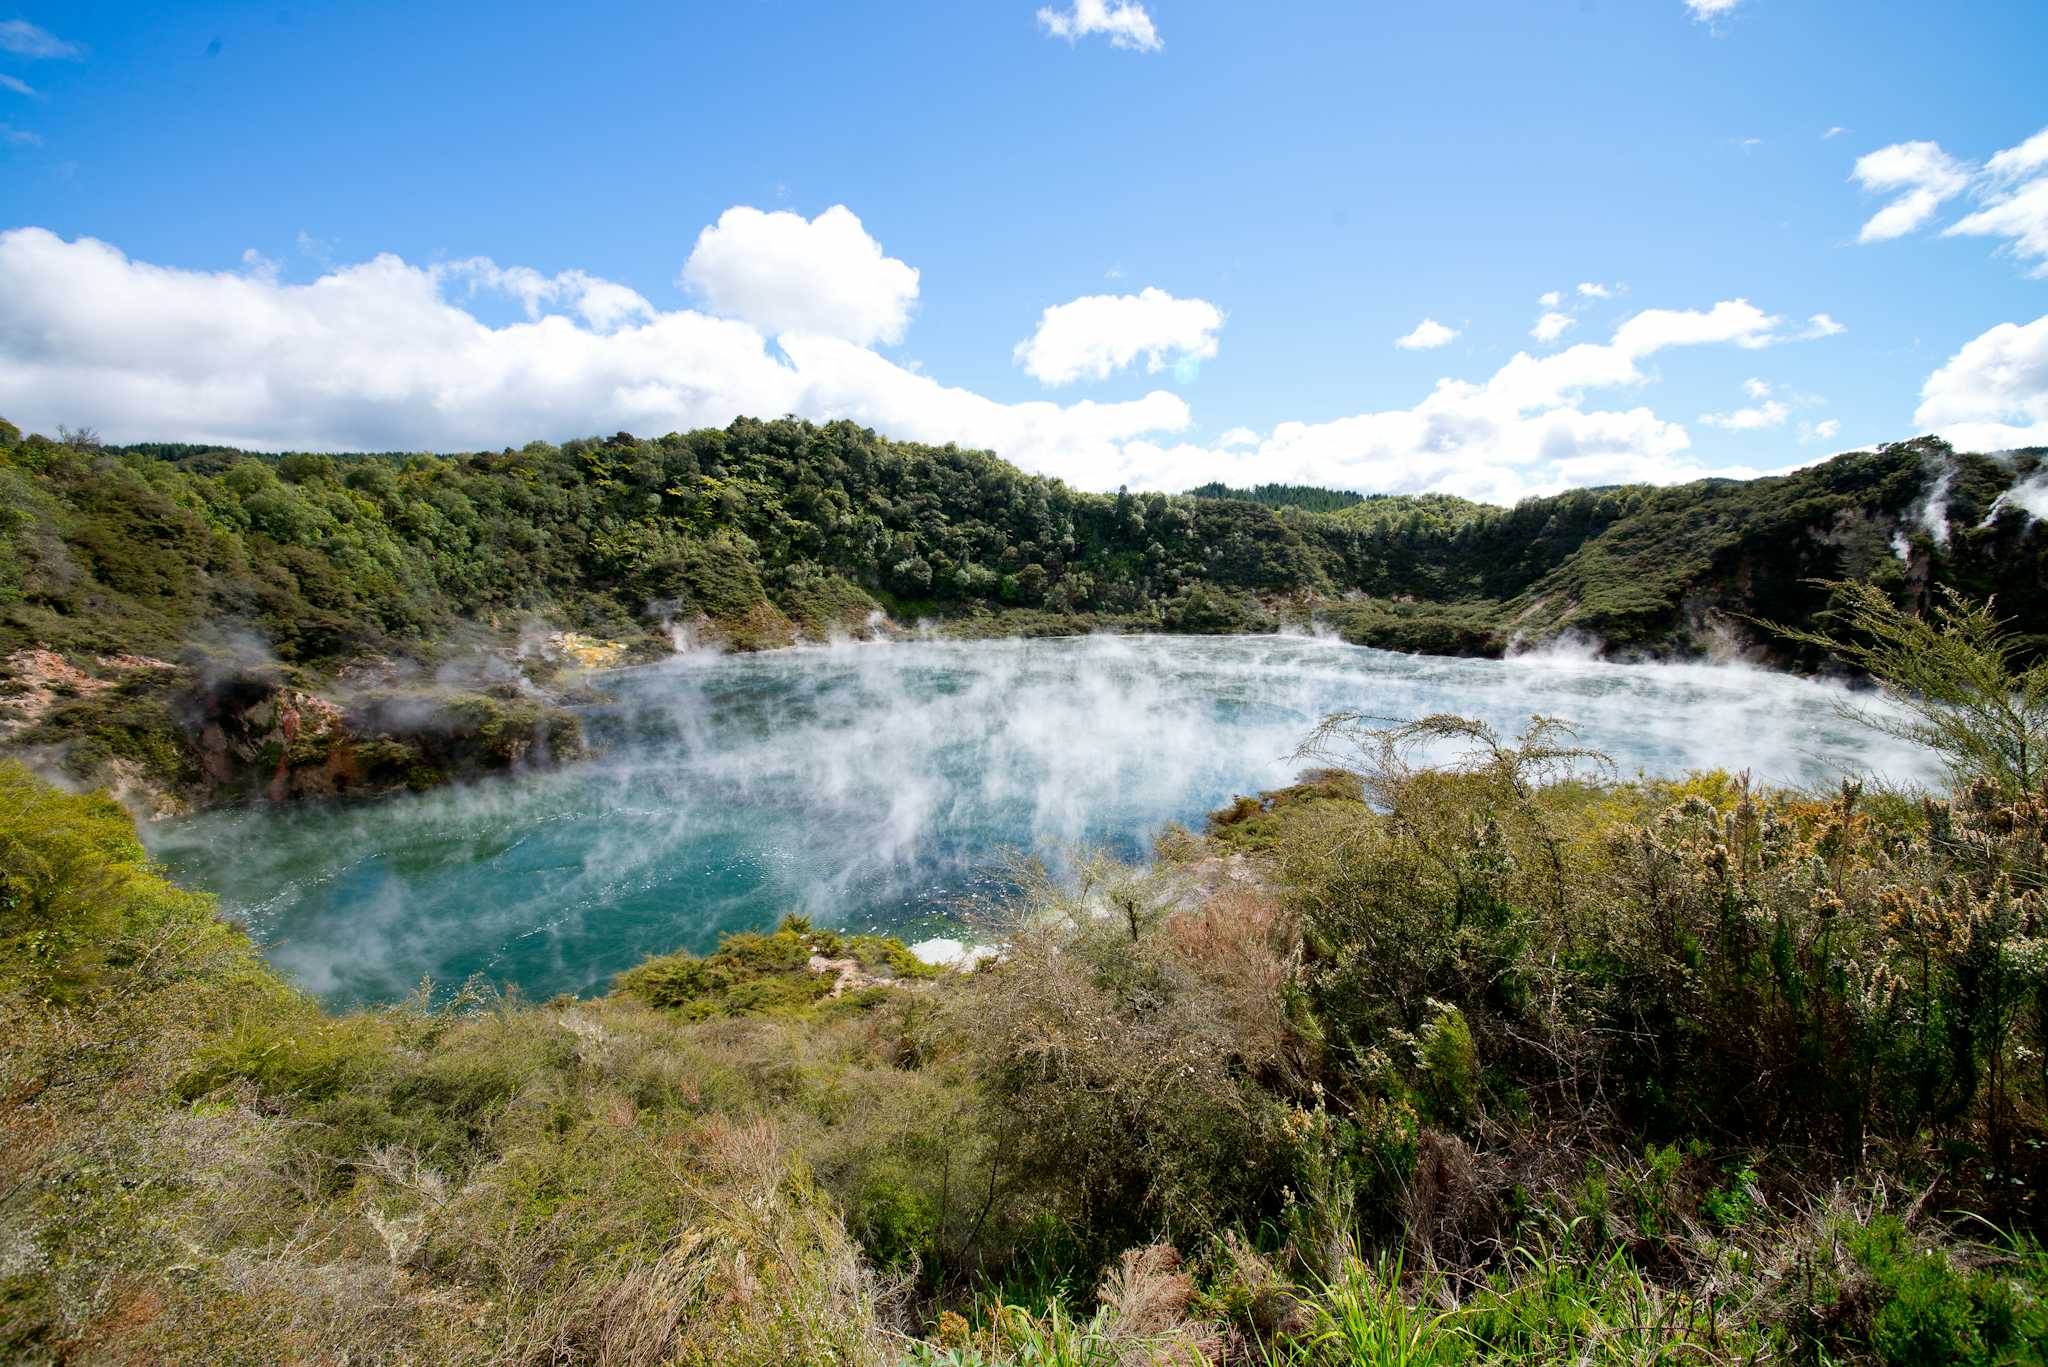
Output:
[{"xmin": 147, "ymin": 635, "xmax": 1941, "ymax": 1007}]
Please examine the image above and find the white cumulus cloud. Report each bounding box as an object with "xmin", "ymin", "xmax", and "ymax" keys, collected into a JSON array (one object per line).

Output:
[
  {"xmin": 1701, "ymin": 400, "xmax": 1791, "ymax": 430},
  {"xmin": 679, "ymin": 205, "xmax": 919, "ymax": 347},
  {"xmin": 1116, "ymin": 298, "xmax": 1813, "ymax": 503},
  {"xmin": 1705, "ymin": 377, "xmax": 1835, "ymax": 432},
  {"xmin": 1984, "ymin": 127, "xmax": 2048, "ymax": 182},
  {"xmin": 1685, "ymin": 0, "xmax": 1743, "ymax": 22},
  {"xmin": 445, "ymin": 260, "xmax": 655, "ymax": 333},
  {"xmin": 1531, "ymin": 312, "xmax": 1575, "ymax": 343},
  {"xmin": 1577, "ymin": 282, "xmax": 1614, "ymax": 300},
  {"xmin": 0, "ymin": 226, "xmax": 1840, "ymax": 504},
  {"xmin": 0, "ymin": 227, "xmax": 1186, "ymax": 484},
  {"xmin": 1395, "ymin": 318, "xmax": 1459, "ymax": 351},
  {"xmin": 1014, "ymin": 287, "xmax": 1223, "ymax": 385},
  {"xmin": 1946, "ymin": 178, "xmax": 2048, "ymax": 278},
  {"xmin": 1847, "ymin": 126, "xmax": 2048, "ymax": 275},
  {"xmin": 1845, "ymin": 127, "xmax": 2048, "ymax": 273},
  {"xmin": 1915, "ymin": 313, "xmax": 2048, "ymax": 451},
  {"xmin": 1852, "ymin": 140, "xmax": 1973, "ymax": 243},
  {"xmin": 1036, "ymin": 1, "xmax": 1161, "ymax": 51}
]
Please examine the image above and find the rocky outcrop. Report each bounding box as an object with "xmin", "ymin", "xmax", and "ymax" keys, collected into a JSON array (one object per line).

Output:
[
  {"xmin": 1, "ymin": 650, "xmax": 192, "ymax": 814},
  {"xmin": 545, "ymin": 631, "xmax": 631, "ymax": 669},
  {"xmin": 190, "ymin": 669, "xmax": 585, "ymax": 804},
  {"xmin": 0, "ymin": 649, "xmax": 177, "ymax": 742},
  {"xmin": 2, "ymin": 644, "xmax": 590, "ymax": 816}
]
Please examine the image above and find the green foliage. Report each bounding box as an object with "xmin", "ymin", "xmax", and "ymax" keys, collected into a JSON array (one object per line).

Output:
[
  {"xmin": 1204, "ymin": 769, "xmax": 1364, "ymax": 853},
  {"xmin": 1700, "ymin": 1159, "xmax": 1761, "ymax": 1229},
  {"xmin": 1306, "ymin": 1249, "xmax": 1463, "ymax": 1365},
  {"xmin": 1620, "ymin": 1142, "xmax": 1685, "ymax": 1241},
  {"xmin": 0, "ymin": 759, "xmax": 249, "ymax": 999},
  {"xmin": 13, "ymin": 676, "xmax": 196, "ymax": 788},
  {"xmin": 0, "ymin": 416, "xmax": 1344, "ymax": 667},
  {"xmin": 1414, "ymin": 1001, "xmax": 1479, "ymax": 1133},
  {"xmin": 177, "ymin": 1010, "xmax": 386, "ymax": 1104},
  {"xmin": 1317, "ymin": 596, "xmax": 1508, "ymax": 657},
  {"xmin": 1821, "ymin": 1216, "xmax": 2048, "ymax": 1367},
  {"xmin": 0, "ymin": 774, "xmax": 949, "ymax": 1360},
  {"xmin": 1454, "ymin": 1237, "xmax": 1759, "ymax": 1364},
  {"xmin": 1280, "ymin": 686, "xmax": 2048, "ymax": 1200},
  {"xmin": 2, "ymin": 418, "xmax": 2040, "ymax": 684},
  {"xmin": 434, "ymin": 691, "xmax": 584, "ymax": 766},
  {"xmin": 955, "ymin": 861, "xmax": 1306, "ymax": 1258},
  {"xmin": 1499, "ymin": 443, "xmax": 2042, "ymax": 660},
  {"xmin": 617, "ymin": 912, "xmax": 935, "ymax": 1019},
  {"xmin": 1326, "ymin": 490, "xmax": 1493, "ymax": 535},
  {"xmin": 1770, "ymin": 580, "xmax": 2048, "ymax": 796},
  {"xmin": 1185, "ymin": 481, "xmax": 1368, "ymax": 514}
]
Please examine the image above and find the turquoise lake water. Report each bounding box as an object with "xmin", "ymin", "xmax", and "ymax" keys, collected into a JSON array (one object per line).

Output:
[{"xmin": 147, "ymin": 633, "xmax": 1939, "ymax": 1008}]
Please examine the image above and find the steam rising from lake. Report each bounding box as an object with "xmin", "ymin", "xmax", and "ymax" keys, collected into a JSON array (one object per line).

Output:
[{"xmin": 149, "ymin": 634, "xmax": 1940, "ymax": 1007}]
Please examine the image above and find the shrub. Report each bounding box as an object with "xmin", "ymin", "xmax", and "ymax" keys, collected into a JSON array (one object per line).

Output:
[
  {"xmin": 0, "ymin": 759, "xmax": 246, "ymax": 999},
  {"xmin": 954, "ymin": 866, "xmax": 1305, "ymax": 1261},
  {"xmin": 1826, "ymin": 1216, "xmax": 2048, "ymax": 1367},
  {"xmin": 1769, "ymin": 581, "xmax": 2048, "ymax": 798},
  {"xmin": 616, "ymin": 914, "xmax": 933, "ymax": 1019},
  {"xmin": 1414, "ymin": 1001, "xmax": 1479, "ymax": 1133}
]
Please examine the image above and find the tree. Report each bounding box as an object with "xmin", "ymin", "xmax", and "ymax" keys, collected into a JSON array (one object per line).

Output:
[
  {"xmin": 1768, "ymin": 582, "xmax": 2048, "ymax": 796},
  {"xmin": 1012, "ymin": 563, "xmax": 1047, "ymax": 606}
]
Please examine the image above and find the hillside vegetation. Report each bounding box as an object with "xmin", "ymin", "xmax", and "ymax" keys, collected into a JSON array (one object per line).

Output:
[
  {"xmin": 0, "ymin": 413, "xmax": 2043, "ymax": 811},
  {"xmin": 1182, "ymin": 481, "xmax": 1370, "ymax": 514},
  {"xmin": 4, "ymin": 418, "xmax": 2042, "ymax": 667},
  {"xmin": 3, "ymin": 589, "xmax": 2045, "ymax": 1364}
]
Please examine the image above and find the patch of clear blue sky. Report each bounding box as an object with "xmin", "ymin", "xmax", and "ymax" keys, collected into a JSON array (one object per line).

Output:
[{"xmin": 1, "ymin": 0, "xmax": 2041, "ymax": 469}]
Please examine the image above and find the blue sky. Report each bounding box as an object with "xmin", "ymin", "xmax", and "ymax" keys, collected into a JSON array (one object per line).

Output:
[{"xmin": 0, "ymin": 0, "xmax": 2044, "ymax": 500}]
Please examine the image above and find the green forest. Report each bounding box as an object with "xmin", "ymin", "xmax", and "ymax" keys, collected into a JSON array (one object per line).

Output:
[
  {"xmin": 0, "ymin": 415, "xmax": 2043, "ymax": 813},
  {"xmin": 1182, "ymin": 482, "xmax": 1369, "ymax": 514},
  {"xmin": 4, "ymin": 416, "xmax": 2044, "ymax": 670}
]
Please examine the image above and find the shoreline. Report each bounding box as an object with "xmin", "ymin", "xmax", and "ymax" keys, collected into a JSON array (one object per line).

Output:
[{"xmin": 4, "ymin": 609, "xmax": 1857, "ymax": 829}]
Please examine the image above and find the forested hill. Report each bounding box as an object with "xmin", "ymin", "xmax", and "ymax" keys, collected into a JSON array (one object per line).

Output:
[
  {"xmin": 3, "ymin": 414, "xmax": 2043, "ymax": 664},
  {"xmin": 1182, "ymin": 480, "xmax": 1367, "ymax": 513},
  {"xmin": 0, "ymin": 413, "xmax": 2042, "ymax": 808}
]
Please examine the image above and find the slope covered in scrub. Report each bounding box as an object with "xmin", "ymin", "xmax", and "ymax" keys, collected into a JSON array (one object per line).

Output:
[{"xmin": 5, "ymin": 588, "xmax": 2045, "ymax": 1364}]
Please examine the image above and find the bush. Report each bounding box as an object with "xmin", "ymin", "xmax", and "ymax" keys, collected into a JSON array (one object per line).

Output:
[
  {"xmin": 0, "ymin": 759, "xmax": 246, "ymax": 999},
  {"xmin": 952, "ymin": 864, "xmax": 1305, "ymax": 1259},
  {"xmin": 1770, "ymin": 581, "xmax": 2048, "ymax": 798},
  {"xmin": 1414, "ymin": 1002, "xmax": 1479, "ymax": 1133},
  {"xmin": 1826, "ymin": 1216, "xmax": 2048, "ymax": 1367},
  {"xmin": 617, "ymin": 914, "xmax": 934, "ymax": 1019}
]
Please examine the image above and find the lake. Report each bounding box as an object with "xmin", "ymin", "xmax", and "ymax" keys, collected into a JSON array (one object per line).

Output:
[{"xmin": 147, "ymin": 633, "xmax": 1938, "ymax": 1008}]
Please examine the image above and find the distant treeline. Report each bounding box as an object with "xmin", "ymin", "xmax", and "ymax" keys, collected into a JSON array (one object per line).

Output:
[
  {"xmin": 0, "ymin": 415, "xmax": 2042, "ymax": 672},
  {"xmin": 1183, "ymin": 480, "xmax": 1367, "ymax": 513}
]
